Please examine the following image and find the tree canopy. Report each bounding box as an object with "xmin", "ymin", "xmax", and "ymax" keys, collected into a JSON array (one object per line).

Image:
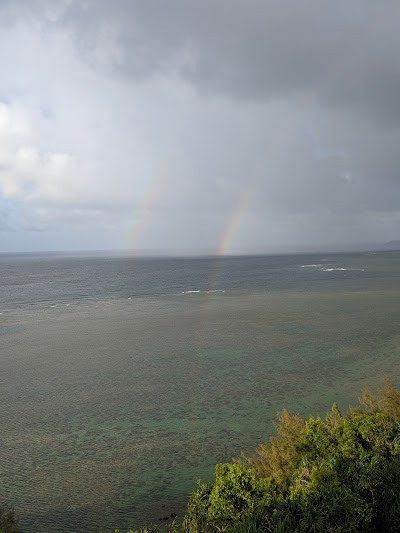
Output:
[{"xmin": 183, "ymin": 382, "xmax": 400, "ymax": 532}]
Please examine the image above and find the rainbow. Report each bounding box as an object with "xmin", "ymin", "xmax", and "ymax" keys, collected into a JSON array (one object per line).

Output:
[
  {"xmin": 125, "ymin": 100, "xmax": 307, "ymax": 261},
  {"xmin": 207, "ymin": 106, "xmax": 306, "ymax": 289},
  {"xmin": 124, "ymin": 161, "xmax": 167, "ymax": 254},
  {"xmin": 217, "ymin": 179, "xmax": 259, "ymax": 257},
  {"xmin": 206, "ymin": 178, "xmax": 259, "ymax": 292}
]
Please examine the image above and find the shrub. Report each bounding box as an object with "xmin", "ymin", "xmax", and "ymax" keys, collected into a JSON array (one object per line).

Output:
[
  {"xmin": 0, "ymin": 504, "xmax": 20, "ymax": 533},
  {"xmin": 182, "ymin": 382, "xmax": 400, "ymax": 533}
]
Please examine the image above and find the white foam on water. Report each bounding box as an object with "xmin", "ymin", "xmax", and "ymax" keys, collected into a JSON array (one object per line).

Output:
[
  {"xmin": 301, "ymin": 264, "xmax": 323, "ymax": 268},
  {"xmin": 182, "ymin": 290, "xmax": 201, "ymax": 294},
  {"xmin": 321, "ymin": 267, "xmax": 365, "ymax": 273},
  {"xmin": 205, "ymin": 289, "xmax": 226, "ymax": 293}
]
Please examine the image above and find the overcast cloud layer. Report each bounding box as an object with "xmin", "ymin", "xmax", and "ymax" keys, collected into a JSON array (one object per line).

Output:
[{"xmin": 1, "ymin": 0, "xmax": 400, "ymax": 254}]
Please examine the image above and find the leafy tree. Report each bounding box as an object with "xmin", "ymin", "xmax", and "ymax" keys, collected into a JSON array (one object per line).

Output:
[
  {"xmin": 0, "ymin": 504, "xmax": 20, "ymax": 533},
  {"xmin": 5, "ymin": 383, "xmax": 400, "ymax": 532},
  {"xmin": 183, "ymin": 382, "xmax": 400, "ymax": 532}
]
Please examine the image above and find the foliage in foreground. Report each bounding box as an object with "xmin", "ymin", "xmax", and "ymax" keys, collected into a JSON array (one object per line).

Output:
[
  {"xmin": 3, "ymin": 384, "xmax": 400, "ymax": 533},
  {"xmin": 183, "ymin": 382, "xmax": 400, "ymax": 532},
  {"xmin": 0, "ymin": 503, "xmax": 20, "ymax": 533}
]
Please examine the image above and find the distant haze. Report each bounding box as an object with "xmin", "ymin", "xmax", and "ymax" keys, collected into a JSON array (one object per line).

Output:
[{"xmin": 1, "ymin": 1, "xmax": 400, "ymax": 255}]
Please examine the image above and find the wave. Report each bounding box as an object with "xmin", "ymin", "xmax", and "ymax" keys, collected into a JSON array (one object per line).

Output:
[
  {"xmin": 181, "ymin": 289, "xmax": 226, "ymax": 295},
  {"xmin": 182, "ymin": 290, "xmax": 201, "ymax": 294},
  {"xmin": 205, "ymin": 289, "xmax": 226, "ymax": 293},
  {"xmin": 322, "ymin": 267, "xmax": 365, "ymax": 272},
  {"xmin": 301, "ymin": 264, "xmax": 323, "ymax": 268}
]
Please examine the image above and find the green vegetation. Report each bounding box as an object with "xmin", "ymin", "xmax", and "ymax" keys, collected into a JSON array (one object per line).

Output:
[
  {"xmin": 3, "ymin": 384, "xmax": 400, "ymax": 532},
  {"xmin": 0, "ymin": 503, "xmax": 20, "ymax": 533},
  {"xmin": 182, "ymin": 382, "xmax": 400, "ymax": 532}
]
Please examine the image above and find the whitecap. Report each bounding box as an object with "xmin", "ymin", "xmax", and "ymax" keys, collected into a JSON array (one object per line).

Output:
[
  {"xmin": 182, "ymin": 290, "xmax": 201, "ymax": 294},
  {"xmin": 301, "ymin": 264, "xmax": 323, "ymax": 268},
  {"xmin": 206, "ymin": 289, "xmax": 226, "ymax": 293}
]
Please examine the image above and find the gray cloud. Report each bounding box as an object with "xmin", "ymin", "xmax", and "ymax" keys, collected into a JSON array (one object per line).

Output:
[
  {"xmin": 48, "ymin": 1, "xmax": 400, "ymax": 123},
  {"xmin": 0, "ymin": 1, "xmax": 400, "ymax": 253}
]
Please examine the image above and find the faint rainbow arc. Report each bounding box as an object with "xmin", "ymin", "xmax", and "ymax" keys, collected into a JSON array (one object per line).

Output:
[
  {"xmin": 212, "ymin": 30, "xmax": 370, "ymax": 263},
  {"xmin": 207, "ymin": 109, "xmax": 303, "ymax": 291},
  {"xmin": 124, "ymin": 161, "xmax": 168, "ymax": 254},
  {"xmin": 217, "ymin": 178, "xmax": 260, "ymax": 258}
]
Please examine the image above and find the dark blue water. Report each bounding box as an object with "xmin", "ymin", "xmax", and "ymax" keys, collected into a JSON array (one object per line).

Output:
[
  {"xmin": 1, "ymin": 251, "xmax": 400, "ymax": 532},
  {"xmin": 0, "ymin": 251, "xmax": 392, "ymax": 310}
]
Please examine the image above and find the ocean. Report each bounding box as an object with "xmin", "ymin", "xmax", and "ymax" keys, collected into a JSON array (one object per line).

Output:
[{"xmin": 1, "ymin": 251, "xmax": 400, "ymax": 532}]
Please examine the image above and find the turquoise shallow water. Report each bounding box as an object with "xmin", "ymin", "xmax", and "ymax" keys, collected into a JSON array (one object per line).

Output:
[{"xmin": 1, "ymin": 252, "xmax": 400, "ymax": 532}]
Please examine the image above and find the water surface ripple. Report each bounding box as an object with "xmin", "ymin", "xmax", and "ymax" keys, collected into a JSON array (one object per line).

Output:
[{"xmin": 1, "ymin": 252, "xmax": 400, "ymax": 532}]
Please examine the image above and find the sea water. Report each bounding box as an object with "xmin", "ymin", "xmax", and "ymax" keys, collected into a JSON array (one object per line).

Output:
[{"xmin": 1, "ymin": 252, "xmax": 400, "ymax": 532}]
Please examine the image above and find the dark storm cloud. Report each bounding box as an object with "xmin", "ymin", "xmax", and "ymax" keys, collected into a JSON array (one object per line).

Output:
[
  {"xmin": 57, "ymin": 1, "xmax": 400, "ymax": 195},
  {"xmin": 45, "ymin": 1, "xmax": 400, "ymax": 124},
  {"xmin": 1, "ymin": 0, "xmax": 400, "ymax": 252}
]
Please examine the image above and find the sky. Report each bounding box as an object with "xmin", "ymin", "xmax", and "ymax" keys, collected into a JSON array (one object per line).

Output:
[{"xmin": 1, "ymin": 0, "xmax": 400, "ymax": 255}]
